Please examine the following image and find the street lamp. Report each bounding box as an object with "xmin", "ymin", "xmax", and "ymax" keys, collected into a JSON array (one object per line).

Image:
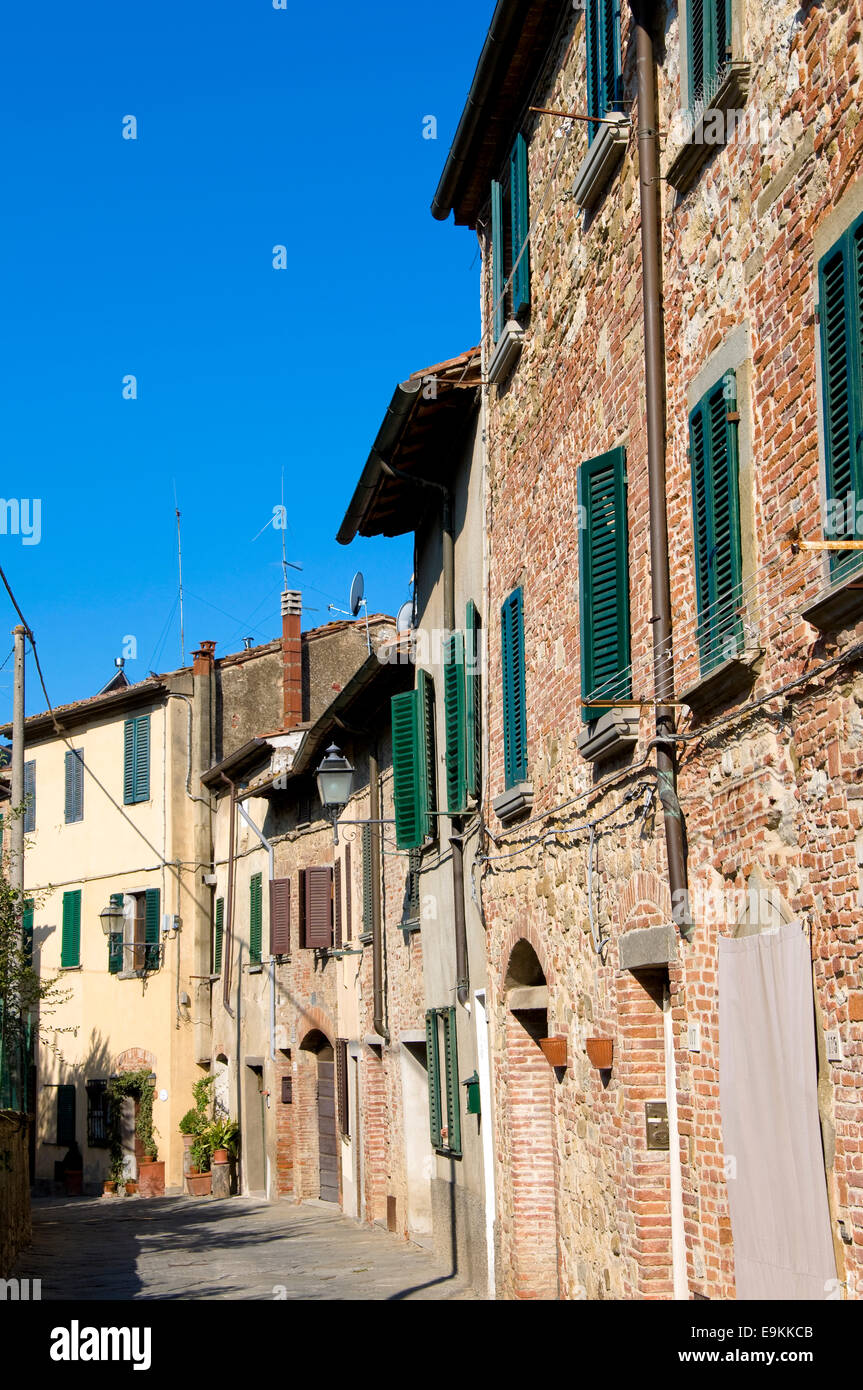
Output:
[
  {"xmin": 99, "ymin": 896, "xmax": 124, "ymax": 937},
  {"xmin": 315, "ymin": 744, "xmax": 355, "ymax": 844}
]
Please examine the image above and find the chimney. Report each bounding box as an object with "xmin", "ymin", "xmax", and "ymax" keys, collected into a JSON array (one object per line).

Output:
[
  {"xmin": 192, "ymin": 640, "xmax": 217, "ymax": 674},
  {"xmin": 281, "ymin": 590, "xmax": 302, "ymax": 729}
]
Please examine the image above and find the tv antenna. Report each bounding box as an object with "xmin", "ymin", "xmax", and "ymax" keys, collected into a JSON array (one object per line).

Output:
[
  {"xmin": 174, "ymin": 480, "xmax": 185, "ymax": 665},
  {"xmin": 328, "ymin": 571, "xmax": 371, "ymax": 653}
]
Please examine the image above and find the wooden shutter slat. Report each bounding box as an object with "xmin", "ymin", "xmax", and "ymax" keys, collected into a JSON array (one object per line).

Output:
[
  {"xmin": 501, "ymin": 588, "xmax": 528, "ymax": 786},
  {"xmin": 425, "ymin": 1010, "xmax": 442, "ymax": 1149},
  {"xmin": 144, "ymin": 887, "xmax": 160, "ymax": 970},
  {"xmin": 213, "ymin": 895, "xmax": 225, "ymax": 973},
  {"xmin": 134, "ymin": 716, "xmax": 150, "ymax": 802},
  {"xmin": 579, "ymin": 447, "xmax": 631, "ymax": 718},
  {"xmin": 443, "ymin": 631, "xmax": 467, "ymax": 814},
  {"xmin": 491, "ymin": 178, "xmax": 505, "ymax": 342},
  {"xmin": 304, "ymin": 866, "xmax": 333, "ymax": 949},
  {"xmin": 61, "ymin": 889, "xmax": 81, "ymax": 968},
  {"xmin": 269, "ymin": 879, "xmax": 290, "ymax": 956},
  {"xmin": 249, "ymin": 873, "xmax": 263, "ymax": 965},
  {"xmin": 689, "ymin": 377, "xmax": 743, "ymax": 675},
  {"xmin": 123, "ymin": 720, "xmax": 135, "ymax": 804}
]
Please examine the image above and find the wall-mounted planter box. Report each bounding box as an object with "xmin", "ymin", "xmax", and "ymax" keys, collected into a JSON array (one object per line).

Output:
[
  {"xmin": 186, "ymin": 1171, "xmax": 212, "ymax": 1197},
  {"xmin": 539, "ymin": 1036, "xmax": 568, "ymax": 1068},
  {"xmin": 572, "ymin": 112, "xmax": 630, "ymax": 210},
  {"xmin": 487, "ymin": 319, "xmax": 525, "ymax": 385},
  {"xmin": 586, "ymin": 1037, "xmax": 613, "ymax": 1070}
]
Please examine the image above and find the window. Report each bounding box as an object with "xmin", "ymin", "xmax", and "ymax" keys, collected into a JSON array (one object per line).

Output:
[
  {"xmin": 110, "ymin": 888, "xmax": 160, "ymax": 974},
  {"xmin": 86, "ymin": 1080, "xmax": 110, "ymax": 1147},
  {"xmin": 123, "ymin": 714, "xmax": 150, "ymax": 805},
  {"xmin": 56, "ymin": 1083, "xmax": 76, "ymax": 1146},
  {"xmin": 491, "ymin": 133, "xmax": 530, "ymax": 343},
  {"xmin": 361, "ymin": 824, "xmax": 373, "ymax": 939},
  {"xmin": 819, "ymin": 211, "xmax": 863, "ymax": 585},
  {"xmin": 586, "ymin": 0, "xmax": 622, "ymax": 144},
  {"xmin": 61, "ymin": 889, "xmax": 81, "ymax": 968},
  {"xmin": 391, "ymin": 669, "xmax": 436, "ymax": 850},
  {"xmin": 23, "ymin": 759, "xmax": 35, "ymax": 833},
  {"xmin": 425, "ymin": 1007, "xmax": 461, "ymax": 1157},
  {"xmin": 404, "ymin": 848, "xmax": 421, "ymax": 927},
  {"xmin": 335, "ymin": 1038, "xmax": 349, "ymax": 1138},
  {"xmin": 269, "ymin": 880, "xmax": 291, "ymax": 957},
  {"xmin": 686, "ymin": 0, "xmax": 731, "ymax": 110},
  {"xmin": 212, "ymin": 895, "xmax": 225, "ymax": 973},
  {"xmin": 300, "ymin": 866, "xmax": 333, "ymax": 949},
  {"xmin": 64, "ymin": 748, "xmax": 84, "ymax": 823},
  {"xmin": 22, "ymin": 899, "xmax": 34, "ymax": 969},
  {"xmin": 689, "ymin": 372, "xmax": 744, "ymax": 675},
  {"xmin": 578, "ymin": 447, "xmax": 632, "ymax": 717},
  {"xmin": 501, "ymin": 588, "xmax": 528, "ymax": 788},
  {"xmin": 249, "ymin": 872, "xmax": 263, "ymax": 967}
]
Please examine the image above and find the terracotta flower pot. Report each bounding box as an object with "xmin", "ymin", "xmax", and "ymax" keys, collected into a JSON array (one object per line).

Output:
[
  {"xmin": 586, "ymin": 1037, "xmax": 614, "ymax": 1070},
  {"xmin": 186, "ymin": 1170, "xmax": 212, "ymax": 1197},
  {"xmin": 124, "ymin": 1180, "xmax": 139, "ymax": 1196},
  {"xmin": 103, "ymin": 1180, "xmax": 117, "ymax": 1196},
  {"xmin": 539, "ymin": 1036, "xmax": 568, "ymax": 1068},
  {"xmin": 212, "ymin": 1148, "xmax": 229, "ymax": 1164},
  {"xmin": 137, "ymin": 1160, "xmax": 165, "ymax": 1198}
]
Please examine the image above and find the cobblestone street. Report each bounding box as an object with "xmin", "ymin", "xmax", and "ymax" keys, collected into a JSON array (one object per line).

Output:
[{"xmin": 13, "ymin": 1197, "xmax": 479, "ymax": 1301}]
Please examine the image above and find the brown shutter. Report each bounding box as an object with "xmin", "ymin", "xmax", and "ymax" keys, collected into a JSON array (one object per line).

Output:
[
  {"xmin": 304, "ymin": 865, "xmax": 333, "ymax": 948},
  {"xmin": 344, "ymin": 844, "xmax": 352, "ymax": 940},
  {"xmin": 269, "ymin": 877, "xmax": 291, "ymax": 956},
  {"xmin": 335, "ymin": 1038, "xmax": 349, "ymax": 1137},
  {"xmin": 334, "ymin": 860, "xmax": 343, "ymax": 948}
]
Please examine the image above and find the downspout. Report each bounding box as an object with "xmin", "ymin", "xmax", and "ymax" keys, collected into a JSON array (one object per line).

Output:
[
  {"xmin": 377, "ymin": 459, "xmax": 471, "ymax": 1007},
  {"xmin": 220, "ymin": 773, "xmax": 237, "ymax": 1017},
  {"xmin": 632, "ymin": 0, "xmax": 691, "ymax": 936},
  {"xmin": 369, "ymin": 744, "xmax": 389, "ymax": 1043},
  {"xmin": 237, "ymin": 799, "xmax": 276, "ymax": 1062}
]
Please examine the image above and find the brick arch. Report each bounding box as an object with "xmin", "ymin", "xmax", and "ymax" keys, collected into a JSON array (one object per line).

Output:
[
  {"xmin": 115, "ymin": 1047, "xmax": 156, "ymax": 1074},
  {"xmin": 296, "ymin": 1004, "xmax": 335, "ymax": 1049},
  {"xmin": 615, "ymin": 870, "xmax": 672, "ymax": 936},
  {"xmin": 498, "ymin": 921, "xmax": 556, "ymax": 990}
]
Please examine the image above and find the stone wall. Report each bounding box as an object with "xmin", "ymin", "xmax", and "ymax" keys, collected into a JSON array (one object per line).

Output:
[
  {"xmin": 0, "ymin": 1112, "xmax": 30, "ymax": 1277},
  {"xmin": 475, "ymin": 0, "xmax": 863, "ymax": 1298}
]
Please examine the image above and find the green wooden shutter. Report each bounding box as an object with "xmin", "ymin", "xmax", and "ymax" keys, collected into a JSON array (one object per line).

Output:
[
  {"xmin": 57, "ymin": 1084, "xmax": 76, "ymax": 1146},
  {"xmin": 144, "ymin": 887, "xmax": 160, "ymax": 970},
  {"xmin": 443, "ymin": 631, "xmax": 467, "ymax": 814},
  {"xmin": 501, "ymin": 588, "xmax": 528, "ymax": 788},
  {"xmin": 23, "ymin": 759, "xmax": 35, "ymax": 833},
  {"xmin": 123, "ymin": 720, "xmax": 135, "ymax": 804},
  {"xmin": 61, "ymin": 889, "xmax": 81, "ymax": 968},
  {"xmin": 65, "ymin": 749, "xmax": 84, "ymax": 823},
  {"xmin": 22, "ymin": 899, "xmax": 34, "ymax": 969},
  {"xmin": 425, "ymin": 1009, "xmax": 442, "ymax": 1149},
  {"xmin": 391, "ymin": 674, "xmax": 435, "ymax": 850},
  {"xmin": 578, "ymin": 446, "xmax": 631, "ymax": 719},
  {"xmin": 510, "ymin": 133, "xmax": 530, "ymax": 315},
  {"xmin": 465, "ymin": 601, "xmax": 482, "ymax": 798},
  {"xmin": 108, "ymin": 891, "xmax": 124, "ymax": 974},
  {"xmin": 249, "ymin": 872, "xmax": 263, "ymax": 965},
  {"xmin": 491, "ymin": 178, "xmax": 505, "ymax": 343},
  {"xmin": 819, "ymin": 214, "xmax": 863, "ymax": 582},
  {"xmin": 586, "ymin": 1, "xmax": 620, "ymax": 143},
  {"xmin": 213, "ymin": 896, "xmax": 224, "ymax": 974},
  {"xmin": 689, "ymin": 374, "xmax": 744, "ymax": 675},
  {"xmin": 602, "ymin": 0, "xmax": 621, "ymax": 116},
  {"xmin": 361, "ymin": 824, "xmax": 373, "ymax": 934},
  {"xmin": 442, "ymin": 1006, "xmax": 462, "ymax": 1157},
  {"xmin": 586, "ymin": 0, "xmax": 601, "ymax": 137},
  {"xmin": 134, "ymin": 716, "xmax": 150, "ymax": 802}
]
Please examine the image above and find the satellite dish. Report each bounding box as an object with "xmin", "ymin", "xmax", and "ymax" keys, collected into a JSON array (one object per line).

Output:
[
  {"xmin": 349, "ymin": 571, "xmax": 365, "ymax": 618},
  {"xmin": 396, "ymin": 601, "xmax": 414, "ymax": 633}
]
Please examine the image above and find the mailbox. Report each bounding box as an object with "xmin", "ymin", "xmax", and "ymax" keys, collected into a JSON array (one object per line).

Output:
[
  {"xmin": 462, "ymin": 1071, "xmax": 481, "ymax": 1116},
  {"xmin": 645, "ymin": 1100, "xmax": 669, "ymax": 1150}
]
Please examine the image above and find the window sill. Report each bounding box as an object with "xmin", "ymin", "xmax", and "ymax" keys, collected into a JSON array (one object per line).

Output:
[
  {"xmin": 248, "ymin": 964, "xmax": 263, "ymax": 974},
  {"xmin": 60, "ymin": 964, "xmax": 82, "ymax": 972},
  {"xmin": 572, "ymin": 113, "xmax": 630, "ymax": 210},
  {"xmin": 801, "ymin": 570, "xmax": 863, "ymax": 632},
  {"xmin": 487, "ymin": 319, "xmax": 525, "ymax": 385},
  {"xmin": 358, "ymin": 932, "xmax": 373, "ymax": 946},
  {"xmin": 666, "ymin": 62, "xmax": 752, "ymax": 194},
  {"xmin": 401, "ymin": 918, "xmax": 421, "ymax": 935},
  {"xmin": 117, "ymin": 968, "xmax": 158, "ymax": 981},
  {"xmin": 680, "ymin": 646, "xmax": 761, "ymax": 716},
  {"xmin": 578, "ymin": 708, "xmax": 639, "ymax": 763},
  {"xmin": 492, "ymin": 782, "xmax": 533, "ymax": 825}
]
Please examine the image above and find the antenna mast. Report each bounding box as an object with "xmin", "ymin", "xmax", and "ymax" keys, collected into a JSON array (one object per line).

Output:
[{"xmin": 174, "ymin": 481, "xmax": 185, "ymax": 665}]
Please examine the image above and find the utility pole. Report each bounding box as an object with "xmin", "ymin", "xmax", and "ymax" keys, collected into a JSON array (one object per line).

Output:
[{"xmin": 10, "ymin": 624, "xmax": 26, "ymax": 935}]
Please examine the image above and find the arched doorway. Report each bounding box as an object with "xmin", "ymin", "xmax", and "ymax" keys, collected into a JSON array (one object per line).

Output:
[
  {"xmin": 503, "ymin": 940, "xmax": 559, "ymax": 1299},
  {"xmin": 301, "ymin": 1030, "xmax": 338, "ymax": 1203}
]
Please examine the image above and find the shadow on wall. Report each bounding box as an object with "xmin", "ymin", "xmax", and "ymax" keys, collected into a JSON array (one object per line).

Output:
[{"xmin": 34, "ymin": 1029, "xmax": 117, "ymax": 1196}]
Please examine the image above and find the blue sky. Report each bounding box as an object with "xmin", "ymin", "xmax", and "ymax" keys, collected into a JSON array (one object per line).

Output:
[{"xmin": 0, "ymin": 0, "xmax": 491, "ymax": 718}]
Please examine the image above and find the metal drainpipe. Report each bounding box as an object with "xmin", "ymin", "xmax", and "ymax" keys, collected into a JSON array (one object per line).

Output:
[
  {"xmin": 378, "ymin": 458, "xmax": 471, "ymax": 1002},
  {"xmin": 632, "ymin": 0, "xmax": 691, "ymax": 936},
  {"xmin": 220, "ymin": 773, "xmax": 238, "ymax": 1015},
  {"xmin": 369, "ymin": 744, "xmax": 389, "ymax": 1043}
]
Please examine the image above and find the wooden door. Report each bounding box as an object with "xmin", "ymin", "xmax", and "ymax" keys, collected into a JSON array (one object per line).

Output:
[{"xmin": 317, "ymin": 1055, "xmax": 338, "ymax": 1203}]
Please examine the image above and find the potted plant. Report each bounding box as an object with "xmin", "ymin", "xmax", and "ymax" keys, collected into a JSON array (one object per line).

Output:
[
  {"xmin": 124, "ymin": 1178, "xmax": 138, "ymax": 1196},
  {"xmin": 187, "ymin": 1130, "xmax": 213, "ymax": 1196},
  {"xmin": 103, "ymin": 1179, "xmax": 117, "ymax": 1196},
  {"xmin": 208, "ymin": 1118, "xmax": 239, "ymax": 1165}
]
